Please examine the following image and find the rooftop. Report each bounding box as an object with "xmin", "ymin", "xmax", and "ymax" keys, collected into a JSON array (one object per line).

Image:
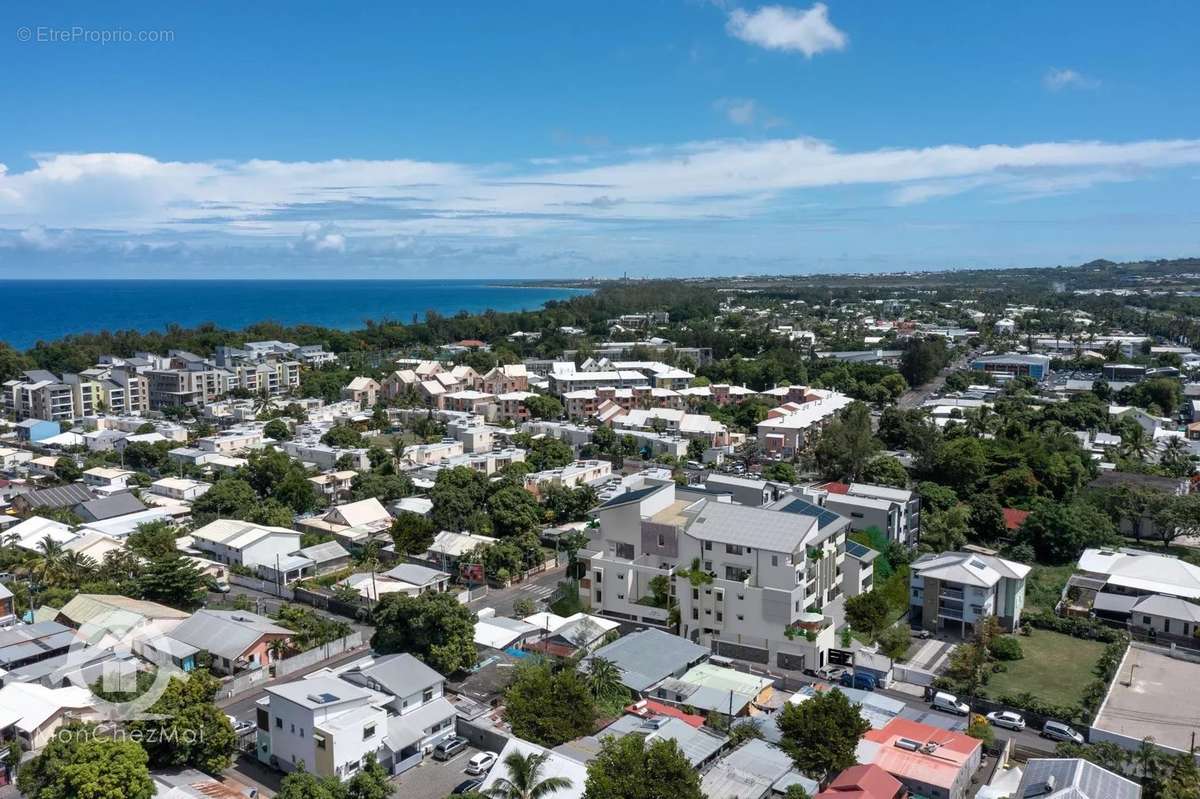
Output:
[{"xmin": 1093, "ymin": 644, "xmax": 1200, "ymax": 754}]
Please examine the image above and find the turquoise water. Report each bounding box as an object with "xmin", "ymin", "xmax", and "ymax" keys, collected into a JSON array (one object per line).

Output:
[{"xmin": 1, "ymin": 279, "xmax": 588, "ymax": 350}]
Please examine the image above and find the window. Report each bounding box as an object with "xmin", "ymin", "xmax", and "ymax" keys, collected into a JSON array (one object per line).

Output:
[
  {"xmin": 257, "ymin": 708, "xmax": 269, "ymax": 731},
  {"xmin": 1143, "ymin": 616, "xmax": 1152, "ymax": 625},
  {"xmin": 850, "ymin": 512, "xmax": 864, "ymax": 519},
  {"xmin": 363, "ymin": 724, "xmax": 376, "ymax": 740},
  {"xmin": 657, "ymin": 534, "xmax": 665, "ymax": 547},
  {"xmin": 736, "ymin": 614, "xmax": 744, "ymax": 621},
  {"xmin": 275, "ymin": 717, "xmax": 282, "ymax": 729},
  {"xmin": 726, "ymin": 544, "xmax": 744, "ymax": 555},
  {"xmin": 704, "ymin": 561, "xmax": 712, "ymax": 571},
  {"xmin": 771, "ymin": 555, "xmax": 779, "ymax": 567},
  {"xmin": 704, "ymin": 541, "xmax": 712, "ymax": 551},
  {"xmin": 737, "ymin": 594, "xmax": 744, "ymax": 601},
  {"xmin": 691, "ymin": 608, "xmax": 699, "ymax": 620},
  {"xmin": 692, "ymin": 588, "xmax": 699, "ymax": 600},
  {"xmin": 423, "ymin": 687, "xmax": 434, "ymax": 703},
  {"xmin": 716, "ymin": 612, "xmax": 723, "ymax": 622}
]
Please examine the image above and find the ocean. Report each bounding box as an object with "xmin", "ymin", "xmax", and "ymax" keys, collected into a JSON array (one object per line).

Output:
[{"xmin": 0, "ymin": 279, "xmax": 590, "ymax": 350}]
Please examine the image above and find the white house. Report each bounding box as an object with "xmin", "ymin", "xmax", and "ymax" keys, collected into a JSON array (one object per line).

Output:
[{"xmin": 190, "ymin": 519, "xmax": 303, "ymax": 571}]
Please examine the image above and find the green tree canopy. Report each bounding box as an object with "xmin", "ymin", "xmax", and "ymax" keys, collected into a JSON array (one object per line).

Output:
[
  {"xmin": 17, "ymin": 722, "xmax": 155, "ymax": 799},
  {"xmin": 504, "ymin": 660, "xmax": 597, "ymax": 747},
  {"xmin": 776, "ymin": 686, "xmax": 871, "ymax": 779},
  {"xmin": 371, "ymin": 591, "xmax": 477, "ymax": 673},
  {"xmin": 582, "ymin": 734, "xmax": 704, "ymax": 799}
]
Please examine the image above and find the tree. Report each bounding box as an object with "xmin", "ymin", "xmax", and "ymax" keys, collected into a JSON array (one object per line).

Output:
[
  {"xmin": 780, "ymin": 787, "xmax": 812, "ymax": 799},
  {"xmin": 584, "ymin": 656, "xmax": 625, "ymax": 704},
  {"xmin": 129, "ymin": 670, "xmax": 237, "ymax": 773},
  {"xmin": 523, "ymin": 394, "xmax": 564, "ymax": 421},
  {"xmin": 813, "ymin": 402, "xmax": 882, "ymax": 481},
  {"xmin": 321, "ymin": 423, "xmax": 365, "ymax": 448},
  {"xmin": 391, "ymin": 511, "xmax": 436, "ymax": 555},
  {"xmin": 264, "ymin": 418, "xmax": 291, "ymax": 441},
  {"xmin": 967, "ymin": 493, "xmax": 1007, "ymax": 544},
  {"xmin": 527, "ymin": 437, "xmax": 574, "ymax": 472},
  {"xmin": 900, "ymin": 337, "xmax": 949, "ymax": 386},
  {"xmin": 763, "ymin": 462, "xmax": 798, "ymax": 484},
  {"xmin": 484, "ymin": 750, "xmax": 573, "ymax": 799},
  {"xmin": 877, "ymin": 624, "xmax": 912, "ymax": 659},
  {"xmin": 861, "ymin": 455, "xmax": 908, "ymax": 489},
  {"xmin": 686, "ymin": 437, "xmax": 707, "ymax": 463},
  {"xmin": 54, "ymin": 456, "xmax": 82, "ymax": 483},
  {"xmin": 431, "ymin": 467, "xmax": 490, "ymax": 532},
  {"xmin": 966, "ymin": 714, "xmax": 995, "ymax": 746},
  {"xmin": 487, "ymin": 485, "xmax": 543, "ymax": 537},
  {"xmin": 345, "ymin": 754, "xmax": 394, "ymax": 799},
  {"xmin": 918, "ymin": 480, "xmax": 959, "ymax": 514},
  {"xmin": 17, "ymin": 722, "xmax": 155, "ymax": 799},
  {"xmin": 191, "ymin": 477, "xmax": 258, "ymax": 521},
  {"xmin": 371, "ymin": 591, "xmax": 477, "ymax": 673},
  {"xmin": 1152, "ymin": 492, "xmax": 1200, "ymax": 549},
  {"xmin": 920, "ymin": 504, "xmax": 970, "ymax": 554},
  {"xmin": 276, "ymin": 764, "xmax": 346, "ymax": 799},
  {"xmin": 127, "ymin": 519, "xmax": 179, "ymax": 559},
  {"xmin": 844, "ymin": 591, "xmax": 890, "ymax": 639},
  {"xmin": 137, "ymin": 553, "xmax": 207, "ymax": 610},
  {"xmin": 777, "ymin": 689, "xmax": 871, "ymax": 779},
  {"xmin": 504, "ymin": 660, "xmax": 596, "ymax": 747},
  {"xmin": 275, "ymin": 470, "xmax": 320, "ymax": 514},
  {"xmin": 582, "ymin": 735, "xmax": 704, "ymax": 799},
  {"xmin": 1019, "ymin": 499, "xmax": 1119, "ymax": 564}
]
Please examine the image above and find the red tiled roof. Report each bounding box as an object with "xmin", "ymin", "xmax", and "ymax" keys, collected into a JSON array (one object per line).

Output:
[
  {"xmin": 624, "ymin": 699, "xmax": 705, "ymax": 728},
  {"xmin": 824, "ymin": 481, "xmax": 851, "ymax": 494},
  {"xmin": 816, "ymin": 763, "xmax": 905, "ymax": 799},
  {"xmin": 1002, "ymin": 508, "xmax": 1030, "ymax": 531}
]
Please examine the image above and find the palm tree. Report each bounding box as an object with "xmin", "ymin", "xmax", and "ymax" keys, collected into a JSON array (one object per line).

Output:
[
  {"xmin": 60, "ymin": 551, "xmax": 98, "ymax": 583},
  {"xmin": 483, "ymin": 751, "xmax": 572, "ymax": 799},
  {"xmin": 266, "ymin": 637, "xmax": 292, "ymax": 663},
  {"xmin": 1134, "ymin": 737, "xmax": 1162, "ymax": 784},
  {"xmin": 30, "ymin": 537, "xmax": 67, "ymax": 587},
  {"xmin": 585, "ymin": 656, "xmax": 623, "ymax": 701},
  {"xmin": 1121, "ymin": 424, "xmax": 1152, "ymax": 462}
]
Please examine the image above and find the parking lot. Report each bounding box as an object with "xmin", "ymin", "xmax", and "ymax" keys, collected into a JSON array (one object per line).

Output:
[{"xmin": 389, "ymin": 743, "xmax": 489, "ymax": 799}]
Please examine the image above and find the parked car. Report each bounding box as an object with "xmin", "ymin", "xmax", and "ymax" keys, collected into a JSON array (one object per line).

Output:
[
  {"xmin": 1042, "ymin": 720, "xmax": 1085, "ymax": 744},
  {"xmin": 840, "ymin": 671, "xmax": 877, "ymax": 691},
  {"xmin": 986, "ymin": 711, "xmax": 1026, "ymax": 731},
  {"xmin": 451, "ymin": 780, "xmax": 483, "ymax": 796},
  {"xmin": 466, "ymin": 751, "xmax": 498, "ymax": 775},
  {"xmin": 931, "ymin": 691, "xmax": 970, "ymax": 715},
  {"xmin": 806, "ymin": 665, "xmax": 846, "ymax": 681},
  {"xmin": 433, "ymin": 736, "xmax": 469, "ymax": 761},
  {"xmin": 911, "ymin": 627, "xmax": 932, "ymax": 640}
]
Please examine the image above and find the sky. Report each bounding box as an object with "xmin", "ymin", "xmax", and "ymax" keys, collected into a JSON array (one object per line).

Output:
[{"xmin": 1, "ymin": 1, "xmax": 1198, "ymax": 279}]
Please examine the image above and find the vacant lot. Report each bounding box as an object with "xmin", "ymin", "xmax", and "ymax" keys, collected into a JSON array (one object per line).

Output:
[
  {"xmin": 1024, "ymin": 564, "xmax": 1073, "ymax": 614},
  {"xmin": 985, "ymin": 629, "xmax": 1106, "ymax": 708}
]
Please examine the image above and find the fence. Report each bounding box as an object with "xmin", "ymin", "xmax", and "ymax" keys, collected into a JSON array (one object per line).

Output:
[
  {"xmin": 217, "ymin": 666, "xmax": 267, "ymax": 699},
  {"xmin": 230, "ymin": 573, "xmax": 295, "ymax": 600},
  {"xmin": 274, "ymin": 632, "xmax": 364, "ymax": 677},
  {"xmin": 893, "ymin": 664, "xmax": 937, "ymax": 687}
]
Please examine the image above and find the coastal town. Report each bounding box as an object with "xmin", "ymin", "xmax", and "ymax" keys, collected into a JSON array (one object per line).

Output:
[{"xmin": 0, "ymin": 260, "xmax": 1198, "ymax": 798}]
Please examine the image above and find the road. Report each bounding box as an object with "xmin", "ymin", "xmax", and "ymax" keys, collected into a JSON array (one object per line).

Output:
[
  {"xmin": 896, "ymin": 351, "xmax": 974, "ymax": 410},
  {"xmin": 219, "ymin": 644, "xmax": 373, "ymax": 719},
  {"xmin": 467, "ymin": 563, "xmax": 567, "ymax": 618}
]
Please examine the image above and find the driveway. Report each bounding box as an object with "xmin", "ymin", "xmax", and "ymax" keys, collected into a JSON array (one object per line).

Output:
[
  {"xmin": 907, "ymin": 638, "xmax": 957, "ymax": 673},
  {"xmin": 389, "ymin": 745, "xmax": 486, "ymax": 799},
  {"xmin": 467, "ymin": 564, "xmax": 566, "ymax": 618}
]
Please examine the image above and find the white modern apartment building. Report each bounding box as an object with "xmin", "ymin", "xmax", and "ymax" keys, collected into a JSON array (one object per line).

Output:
[
  {"xmin": 582, "ymin": 480, "xmax": 852, "ymax": 673},
  {"xmin": 806, "ymin": 481, "xmax": 921, "ymax": 547},
  {"xmin": 257, "ymin": 677, "xmax": 388, "ymax": 780},
  {"xmin": 756, "ymin": 388, "xmax": 854, "ymax": 459},
  {"xmin": 909, "ymin": 550, "xmax": 1030, "ymax": 634},
  {"xmin": 190, "ymin": 519, "xmax": 303, "ymax": 571}
]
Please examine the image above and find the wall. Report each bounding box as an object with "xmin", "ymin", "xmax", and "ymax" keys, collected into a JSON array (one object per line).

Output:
[
  {"xmin": 230, "ymin": 572, "xmax": 296, "ymax": 599},
  {"xmin": 274, "ymin": 632, "xmax": 364, "ymax": 677}
]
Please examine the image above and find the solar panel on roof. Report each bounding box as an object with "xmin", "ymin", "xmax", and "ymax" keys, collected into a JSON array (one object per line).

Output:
[
  {"xmin": 845, "ymin": 540, "xmax": 874, "ymax": 558},
  {"xmin": 777, "ymin": 498, "xmax": 841, "ymax": 528}
]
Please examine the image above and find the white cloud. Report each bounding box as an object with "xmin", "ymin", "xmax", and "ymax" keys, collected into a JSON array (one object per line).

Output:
[
  {"xmin": 1044, "ymin": 68, "xmax": 1099, "ymax": 91},
  {"xmin": 1, "ymin": 135, "xmax": 1198, "ymax": 257},
  {"xmin": 296, "ymin": 223, "xmax": 346, "ymax": 253},
  {"xmin": 726, "ymin": 3, "xmax": 847, "ymax": 57},
  {"xmin": 714, "ymin": 98, "xmax": 758, "ymax": 126}
]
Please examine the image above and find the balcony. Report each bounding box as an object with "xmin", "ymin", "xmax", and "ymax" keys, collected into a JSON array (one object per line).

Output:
[
  {"xmin": 938, "ymin": 604, "xmax": 964, "ymax": 619},
  {"xmin": 939, "ymin": 587, "xmax": 964, "ymax": 600}
]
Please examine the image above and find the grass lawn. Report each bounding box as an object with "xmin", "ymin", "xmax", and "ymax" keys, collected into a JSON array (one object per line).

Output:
[
  {"xmin": 984, "ymin": 629, "xmax": 1106, "ymax": 708},
  {"xmin": 1024, "ymin": 564, "xmax": 1075, "ymax": 614}
]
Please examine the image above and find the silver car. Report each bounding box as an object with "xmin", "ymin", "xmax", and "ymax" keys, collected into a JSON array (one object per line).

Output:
[
  {"xmin": 1042, "ymin": 720, "xmax": 1085, "ymax": 744},
  {"xmin": 986, "ymin": 710, "xmax": 1026, "ymax": 731}
]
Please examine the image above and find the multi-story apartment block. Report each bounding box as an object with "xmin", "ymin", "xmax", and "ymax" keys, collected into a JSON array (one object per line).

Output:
[
  {"xmin": 756, "ymin": 389, "xmax": 854, "ymax": 459},
  {"xmin": 583, "ymin": 480, "xmax": 852, "ymax": 673},
  {"xmin": 909, "ymin": 550, "xmax": 1030, "ymax": 634},
  {"xmin": 807, "ymin": 482, "xmax": 921, "ymax": 548},
  {"xmin": 3, "ymin": 370, "xmax": 77, "ymax": 421}
]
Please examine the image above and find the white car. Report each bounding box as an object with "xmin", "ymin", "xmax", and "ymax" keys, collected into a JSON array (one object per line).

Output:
[
  {"xmin": 986, "ymin": 710, "xmax": 1026, "ymax": 731},
  {"xmin": 466, "ymin": 751, "xmax": 498, "ymax": 776}
]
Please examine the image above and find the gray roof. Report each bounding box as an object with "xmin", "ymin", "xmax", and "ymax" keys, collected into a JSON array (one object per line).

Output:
[
  {"xmin": 587, "ymin": 628, "xmax": 709, "ymax": 692},
  {"xmin": 75, "ymin": 493, "xmax": 147, "ymax": 522},
  {"xmin": 166, "ymin": 610, "xmax": 290, "ymax": 660},
  {"xmin": 701, "ymin": 739, "xmax": 794, "ymax": 799},
  {"xmin": 1016, "ymin": 758, "xmax": 1141, "ymax": 799},
  {"xmin": 343, "ymin": 653, "xmax": 444, "ymax": 697},
  {"xmin": 0, "ymin": 621, "xmax": 76, "ymax": 667},
  {"xmin": 384, "ymin": 696, "xmax": 457, "ymax": 750},
  {"xmin": 382, "ymin": 563, "xmax": 449, "ymax": 586},
  {"xmin": 598, "ymin": 714, "xmax": 727, "ymax": 767},
  {"xmin": 685, "ymin": 499, "xmax": 819, "ymax": 554},
  {"xmin": 295, "ymin": 540, "xmax": 350, "ymax": 565},
  {"xmin": 1130, "ymin": 593, "xmax": 1200, "ymax": 623},
  {"xmin": 598, "ymin": 483, "xmax": 670, "ymax": 510},
  {"xmin": 18, "ymin": 483, "xmax": 94, "ymax": 509}
]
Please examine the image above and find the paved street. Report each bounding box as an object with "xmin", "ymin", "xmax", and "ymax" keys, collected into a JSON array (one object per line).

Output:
[
  {"xmin": 467, "ymin": 563, "xmax": 567, "ymax": 618},
  {"xmin": 219, "ymin": 644, "xmax": 372, "ymax": 720},
  {"xmin": 896, "ymin": 352, "xmax": 973, "ymax": 409}
]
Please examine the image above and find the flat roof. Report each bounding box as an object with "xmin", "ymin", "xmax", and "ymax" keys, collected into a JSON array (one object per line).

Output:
[{"xmin": 1093, "ymin": 644, "xmax": 1200, "ymax": 754}]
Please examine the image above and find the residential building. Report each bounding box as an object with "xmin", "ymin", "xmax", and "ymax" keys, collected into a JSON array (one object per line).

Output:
[
  {"xmin": 0, "ymin": 683, "xmax": 97, "ymax": 750},
  {"xmin": 482, "ymin": 364, "xmax": 529, "ymax": 395},
  {"xmin": 857, "ymin": 718, "xmax": 981, "ymax": 799},
  {"xmin": 10, "ymin": 483, "xmax": 94, "ymax": 515},
  {"xmin": 756, "ymin": 389, "xmax": 855, "ymax": 458},
  {"xmin": 909, "ymin": 551, "xmax": 1030, "ymax": 634},
  {"xmin": 190, "ymin": 519, "xmax": 303, "ymax": 571},
  {"xmin": 308, "ymin": 470, "xmax": 358, "ymax": 502},
  {"xmin": 585, "ymin": 628, "xmax": 710, "ymax": 694},
  {"xmin": 3, "ymin": 371, "xmax": 77, "ymax": 422},
  {"xmin": 1068, "ymin": 547, "xmax": 1200, "ymax": 637},
  {"xmin": 341, "ymin": 377, "xmax": 381, "ymax": 407},
  {"xmin": 523, "ymin": 459, "xmax": 613, "ymax": 498},
  {"xmin": 0, "ymin": 622, "xmax": 76, "ymax": 670},
  {"xmin": 815, "ymin": 764, "xmax": 907, "ymax": 799},
  {"xmin": 166, "ymin": 610, "xmax": 292, "ymax": 675},
  {"xmin": 256, "ymin": 676, "xmax": 388, "ymax": 780},
  {"xmin": 701, "ymin": 738, "xmax": 808, "ymax": 799},
  {"xmin": 701, "ymin": 474, "xmax": 786, "ymax": 507},
  {"xmin": 149, "ymin": 477, "xmax": 212, "ymax": 502},
  {"xmin": 1014, "ymin": 758, "xmax": 1141, "ymax": 799},
  {"xmin": 14, "ymin": 418, "xmax": 61, "ymax": 443},
  {"xmin": 813, "ymin": 482, "xmax": 920, "ymax": 548}
]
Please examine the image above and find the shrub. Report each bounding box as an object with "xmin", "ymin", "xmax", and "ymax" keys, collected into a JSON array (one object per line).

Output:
[{"xmin": 989, "ymin": 636, "xmax": 1024, "ymax": 661}]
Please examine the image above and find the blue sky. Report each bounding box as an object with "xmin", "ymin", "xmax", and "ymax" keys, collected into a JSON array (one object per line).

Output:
[{"xmin": 1, "ymin": 1, "xmax": 1198, "ymax": 278}]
